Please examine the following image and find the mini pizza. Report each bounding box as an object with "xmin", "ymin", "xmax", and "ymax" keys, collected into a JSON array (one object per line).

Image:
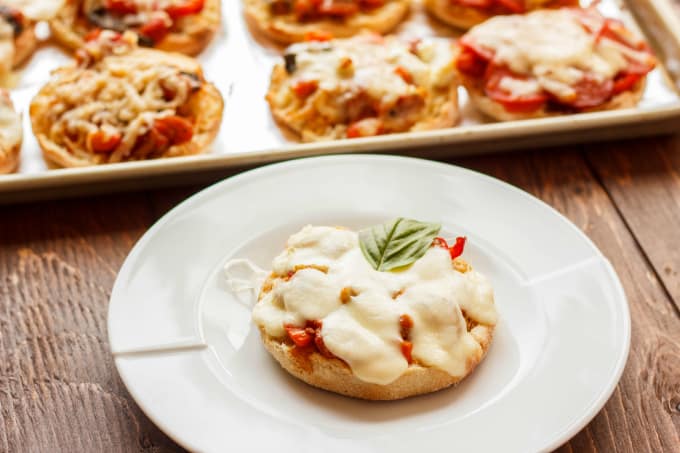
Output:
[
  {"xmin": 251, "ymin": 220, "xmax": 497, "ymax": 400},
  {"xmin": 455, "ymin": 7, "xmax": 656, "ymax": 121},
  {"xmin": 30, "ymin": 31, "xmax": 223, "ymax": 167},
  {"xmin": 50, "ymin": 0, "xmax": 220, "ymax": 55},
  {"xmin": 244, "ymin": 0, "xmax": 408, "ymax": 44},
  {"xmin": 266, "ymin": 34, "xmax": 460, "ymax": 142},
  {"xmin": 0, "ymin": 89, "xmax": 22, "ymax": 173},
  {"xmin": 0, "ymin": 3, "xmax": 37, "ymax": 73},
  {"xmin": 424, "ymin": 0, "xmax": 578, "ymax": 30}
]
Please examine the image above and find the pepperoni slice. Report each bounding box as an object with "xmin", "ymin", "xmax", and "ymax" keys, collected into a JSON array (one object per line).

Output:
[
  {"xmin": 495, "ymin": 0, "xmax": 525, "ymax": 13},
  {"xmin": 485, "ymin": 66, "xmax": 548, "ymax": 113},
  {"xmin": 456, "ymin": 0, "xmax": 494, "ymax": 9},
  {"xmin": 613, "ymin": 72, "xmax": 642, "ymax": 95},
  {"xmin": 166, "ymin": 0, "xmax": 205, "ymax": 19},
  {"xmin": 459, "ymin": 36, "xmax": 494, "ymax": 61},
  {"xmin": 456, "ymin": 46, "xmax": 488, "ymax": 78},
  {"xmin": 565, "ymin": 75, "xmax": 614, "ymax": 109}
]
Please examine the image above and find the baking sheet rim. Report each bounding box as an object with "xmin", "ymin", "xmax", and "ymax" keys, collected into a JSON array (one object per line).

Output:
[{"xmin": 2, "ymin": 102, "xmax": 680, "ymax": 194}]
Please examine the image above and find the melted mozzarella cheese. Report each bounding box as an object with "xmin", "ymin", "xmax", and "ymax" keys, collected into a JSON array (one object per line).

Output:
[
  {"xmin": 252, "ymin": 226, "xmax": 497, "ymax": 385},
  {"xmin": 285, "ymin": 35, "xmax": 455, "ymax": 107},
  {"xmin": 499, "ymin": 77, "xmax": 541, "ymax": 97},
  {"xmin": 466, "ymin": 9, "xmax": 639, "ymax": 99}
]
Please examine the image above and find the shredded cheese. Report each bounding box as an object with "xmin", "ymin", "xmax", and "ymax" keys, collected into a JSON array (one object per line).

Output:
[{"xmin": 43, "ymin": 35, "xmax": 200, "ymax": 162}]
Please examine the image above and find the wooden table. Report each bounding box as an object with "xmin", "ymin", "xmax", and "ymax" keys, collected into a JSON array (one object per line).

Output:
[{"xmin": 1, "ymin": 137, "xmax": 679, "ymax": 452}]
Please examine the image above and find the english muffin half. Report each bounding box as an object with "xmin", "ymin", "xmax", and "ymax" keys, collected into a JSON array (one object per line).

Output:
[
  {"xmin": 30, "ymin": 31, "xmax": 223, "ymax": 167},
  {"xmin": 266, "ymin": 33, "xmax": 460, "ymax": 142},
  {"xmin": 245, "ymin": 0, "xmax": 408, "ymax": 44},
  {"xmin": 250, "ymin": 221, "xmax": 497, "ymax": 400},
  {"xmin": 50, "ymin": 0, "xmax": 220, "ymax": 56},
  {"xmin": 455, "ymin": 7, "xmax": 656, "ymax": 121}
]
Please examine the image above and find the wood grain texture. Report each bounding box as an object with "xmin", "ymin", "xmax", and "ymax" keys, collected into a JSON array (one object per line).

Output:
[
  {"xmin": 0, "ymin": 192, "xmax": 188, "ymax": 453},
  {"xmin": 586, "ymin": 136, "xmax": 680, "ymax": 312},
  {"xmin": 0, "ymin": 146, "xmax": 679, "ymax": 453}
]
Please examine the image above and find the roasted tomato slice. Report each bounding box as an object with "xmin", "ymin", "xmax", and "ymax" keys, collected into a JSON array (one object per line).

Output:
[
  {"xmin": 456, "ymin": 46, "xmax": 488, "ymax": 77},
  {"xmin": 318, "ymin": 0, "xmax": 360, "ymax": 16},
  {"xmin": 304, "ymin": 30, "xmax": 333, "ymax": 42},
  {"xmin": 166, "ymin": 0, "xmax": 206, "ymax": 19},
  {"xmin": 87, "ymin": 129, "xmax": 122, "ymax": 153},
  {"xmin": 456, "ymin": 0, "xmax": 494, "ymax": 9},
  {"xmin": 359, "ymin": 0, "xmax": 385, "ymax": 8},
  {"xmin": 401, "ymin": 341, "xmax": 413, "ymax": 364},
  {"xmin": 105, "ymin": 0, "xmax": 137, "ymax": 15},
  {"xmin": 292, "ymin": 79, "xmax": 319, "ymax": 98},
  {"xmin": 495, "ymin": 0, "xmax": 525, "ymax": 13},
  {"xmin": 612, "ymin": 72, "xmax": 642, "ymax": 95},
  {"xmin": 153, "ymin": 115, "xmax": 194, "ymax": 145},
  {"xmin": 459, "ymin": 36, "xmax": 494, "ymax": 61},
  {"xmin": 139, "ymin": 17, "xmax": 170, "ymax": 44},
  {"xmin": 485, "ymin": 66, "xmax": 548, "ymax": 113},
  {"xmin": 565, "ymin": 74, "xmax": 614, "ymax": 109}
]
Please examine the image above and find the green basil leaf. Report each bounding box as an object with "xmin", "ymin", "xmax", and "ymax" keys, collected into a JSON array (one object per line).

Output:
[{"xmin": 358, "ymin": 218, "xmax": 441, "ymax": 272}]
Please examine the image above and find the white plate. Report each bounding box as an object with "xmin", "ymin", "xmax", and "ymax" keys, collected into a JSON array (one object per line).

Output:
[{"xmin": 108, "ymin": 155, "xmax": 630, "ymax": 453}]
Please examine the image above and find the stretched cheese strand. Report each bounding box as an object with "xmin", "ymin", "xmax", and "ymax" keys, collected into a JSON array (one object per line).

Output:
[{"xmin": 253, "ymin": 226, "xmax": 497, "ymax": 385}]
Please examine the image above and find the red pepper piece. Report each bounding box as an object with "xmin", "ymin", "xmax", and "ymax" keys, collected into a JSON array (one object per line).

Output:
[
  {"xmin": 449, "ymin": 237, "xmax": 467, "ymax": 259},
  {"xmin": 285, "ymin": 325, "xmax": 313, "ymax": 347},
  {"xmin": 401, "ymin": 341, "xmax": 413, "ymax": 364}
]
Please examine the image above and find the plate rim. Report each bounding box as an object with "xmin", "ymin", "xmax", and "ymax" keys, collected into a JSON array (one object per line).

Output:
[{"xmin": 108, "ymin": 154, "xmax": 631, "ymax": 452}]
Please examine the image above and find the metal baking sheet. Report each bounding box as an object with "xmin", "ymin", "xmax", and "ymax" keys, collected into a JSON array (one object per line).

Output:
[{"xmin": 2, "ymin": 0, "xmax": 680, "ymax": 202}]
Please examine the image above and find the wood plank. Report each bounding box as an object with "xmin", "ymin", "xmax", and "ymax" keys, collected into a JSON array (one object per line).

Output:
[
  {"xmin": 586, "ymin": 136, "xmax": 680, "ymax": 312},
  {"xmin": 455, "ymin": 148, "xmax": 680, "ymax": 452},
  {"xmin": 0, "ymin": 193, "xmax": 187, "ymax": 453}
]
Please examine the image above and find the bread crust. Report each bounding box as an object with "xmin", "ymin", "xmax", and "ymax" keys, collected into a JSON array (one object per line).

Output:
[
  {"xmin": 244, "ymin": 0, "xmax": 409, "ymax": 44},
  {"xmin": 424, "ymin": 0, "xmax": 577, "ymax": 30},
  {"xmin": 49, "ymin": 0, "xmax": 220, "ymax": 56},
  {"xmin": 459, "ymin": 71, "xmax": 647, "ymax": 121},
  {"xmin": 29, "ymin": 48, "xmax": 224, "ymax": 168},
  {"xmin": 261, "ymin": 324, "xmax": 493, "ymax": 400},
  {"xmin": 0, "ymin": 141, "xmax": 20, "ymax": 174},
  {"xmin": 266, "ymin": 41, "xmax": 460, "ymax": 142}
]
